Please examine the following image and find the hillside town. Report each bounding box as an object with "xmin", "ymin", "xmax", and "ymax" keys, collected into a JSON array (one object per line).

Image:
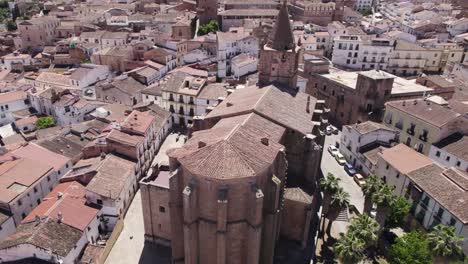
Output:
[{"xmin": 0, "ymin": 0, "xmax": 465, "ymax": 263}]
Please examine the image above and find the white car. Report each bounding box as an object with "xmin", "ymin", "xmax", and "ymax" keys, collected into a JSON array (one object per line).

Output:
[
  {"xmin": 335, "ymin": 153, "xmax": 346, "ymax": 165},
  {"xmin": 328, "ymin": 145, "xmax": 339, "ymax": 157},
  {"xmin": 325, "ymin": 126, "xmax": 333, "ymax": 135}
]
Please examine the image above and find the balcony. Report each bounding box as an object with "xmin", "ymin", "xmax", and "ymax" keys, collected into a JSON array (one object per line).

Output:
[
  {"xmin": 179, "ymin": 109, "xmax": 185, "ymax": 115},
  {"xmin": 188, "ymin": 100, "xmax": 194, "ymax": 105},
  {"xmin": 407, "ymin": 128, "xmax": 415, "ymax": 135},
  {"xmin": 169, "ymin": 96, "xmax": 174, "ymax": 102}
]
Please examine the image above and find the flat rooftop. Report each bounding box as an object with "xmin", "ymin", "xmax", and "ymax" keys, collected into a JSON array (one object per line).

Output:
[{"xmin": 322, "ymin": 69, "xmax": 433, "ymax": 95}]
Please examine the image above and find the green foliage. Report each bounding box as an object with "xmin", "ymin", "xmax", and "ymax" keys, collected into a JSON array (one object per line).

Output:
[
  {"xmin": 36, "ymin": 116, "xmax": 56, "ymax": 129},
  {"xmin": 198, "ymin": 20, "xmax": 218, "ymax": 36},
  {"xmin": 320, "ymin": 173, "xmax": 341, "ymax": 195},
  {"xmin": 330, "ymin": 187, "xmax": 350, "ymax": 209},
  {"xmin": 389, "ymin": 231, "xmax": 432, "ymax": 264},
  {"xmin": 358, "ymin": 9, "xmax": 372, "ymax": 16},
  {"xmin": 372, "ymin": 184, "xmax": 394, "ymax": 207},
  {"xmin": 348, "ymin": 214, "xmax": 380, "ymax": 247},
  {"xmin": 427, "ymin": 225, "xmax": 464, "ymax": 260},
  {"xmin": 5, "ymin": 19, "xmax": 16, "ymax": 31},
  {"xmin": 334, "ymin": 232, "xmax": 366, "ymax": 264},
  {"xmin": 385, "ymin": 196, "xmax": 411, "ymax": 229}
]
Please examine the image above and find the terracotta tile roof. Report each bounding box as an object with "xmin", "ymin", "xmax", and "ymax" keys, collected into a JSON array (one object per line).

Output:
[
  {"xmin": 0, "ymin": 91, "xmax": 27, "ymax": 104},
  {"xmin": 121, "ymin": 110, "xmax": 155, "ymax": 135},
  {"xmin": 348, "ymin": 121, "xmax": 396, "ymax": 135},
  {"xmin": 0, "ymin": 158, "xmax": 54, "ymax": 203},
  {"xmin": 37, "ymin": 136, "xmax": 85, "ymax": 160},
  {"xmin": 386, "ymin": 99, "xmax": 461, "ymax": 128},
  {"xmin": 147, "ymin": 104, "xmax": 171, "ymax": 132},
  {"xmin": 408, "ymin": 164, "xmax": 468, "ymax": 224},
  {"xmin": 205, "ymin": 85, "xmax": 315, "ymax": 134},
  {"xmin": 172, "ymin": 114, "xmax": 284, "ymax": 180},
  {"xmin": 11, "ymin": 143, "xmax": 70, "ymax": 171},
  {"xmin": 22, "ymin": 181, "xmax": 99, "ymax": 231},
  {"xmin": 14, "ymin": 116, "xmax": 37, "ymax": 127},
  {"xmin": 107, "ymin": 129, "xmax": 144, "ymax": 147},
  {"xmin": 284, "ymin": 187, "xmax": 312, "ymax": 204},
  {"xmin": 86, "ymin": 154, "xmax": 135, "ymax": 199},
  {"xmin": 198, "ymin": 83, "xmax": 228, "ymax": 100},
  {"xmin": 378, "ymin": 144, "xmax": 433, "ymax": 174},
  {"xmin": 0, "ymin": 218, "xmax": 83, "ymax": 258},
  {"xmin": 433, "ymin": 133, "xmax": 468, "ymax": 161}
]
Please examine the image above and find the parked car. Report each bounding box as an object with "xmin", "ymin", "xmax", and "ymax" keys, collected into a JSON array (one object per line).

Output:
[
  {"xmin": 328, "ymin": 145, "xmax": 339, "ymax": 157},
  {"xmin": 354, "ymin": 173, "xmax": 366, "ymax": 187},
  {"xmin": 335, "ymin": 153, "xmax": 346, "ymax": 165},
  {"xmin": 325, "ymin": 126, "xmax": 333, "ymax": 135},
  {"xmin": 329, "ymin": 125, "xmax": 339, "ymax": 134},
  {"xmin": 344, "ymin": 163, "xmax": 357, "ymax": 176}
]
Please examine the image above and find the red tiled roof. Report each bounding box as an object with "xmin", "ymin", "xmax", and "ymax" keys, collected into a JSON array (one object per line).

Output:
[{"xmin": 22, "ymin": 181, "xmax": 99, "ymax": 231}]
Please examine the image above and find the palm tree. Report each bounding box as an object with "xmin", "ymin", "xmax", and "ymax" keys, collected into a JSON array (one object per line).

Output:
[
  {"xmin": 334, "ymin": 232, "xmax": 365, "ymax": 264},
  {"xmin": 326, "ymin": 187, "xmax": 350, "ymax": 236},
  {"xmin": 362, "ymin": 175, "xmax": 381, "ymax": 214},
  {"xmin": 319, "ymin": 173, "xmax": 340, "ymax": 236},
  {"xmin": 427, "ymin": 225, "xmax": 464, "ymax": 263},
  {"xmin": 372, "ymin": 184, "xmax": 394, "ymax": 229},
  {"xmin": 319, "ymin": 173, "xmax": 341, "ymax": 216},
  {"xmin": 348, "ymin": 214, "xmax": 380, "ymax": 248}
]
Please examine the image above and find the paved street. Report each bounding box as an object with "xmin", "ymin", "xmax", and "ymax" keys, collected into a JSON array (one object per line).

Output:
[
  {"xmin": 319, "ymin": 132, "xmax": 365, "ymax": 239},
  {"xmin": 321, "ymin": 132, "xmax": 364, "ymax": 214},
  {"xmin": 105, "ymin": 133, "xmax": 185, "ymax": 264}
]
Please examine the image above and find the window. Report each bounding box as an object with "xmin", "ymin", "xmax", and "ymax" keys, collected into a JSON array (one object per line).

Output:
[
  {"xmin": 97, "ymin": 199, "xmax": 103, "ymax": 205},
  {"xmin": 88, "ymin": 226, "xmax": 91, "ymax": 231},
  {"xmin": 456, "ymin": 161, "xmax": 461, "ymax": 167},
  {"xmin": 396, "ymin": 173, "xmax": 400, "ymax": 178},
  {"xmin": 66, "ymin": 164, "xmax": 69, "ymax": 169},
  {"xmin": 159, "ymin": 206, "xmax": 166, "ymax": 213},
  {"xmin": 437, "ymin": 208, "xmax": 444, "ymax": 218},
  {"xmin": 22, "ymin": 213, "xmax": 26, "ymax": 219},
  {"xmin": 47, "ymin": 176, "xmax": 50, "ymax": 182},
  {"xmin": 18, "ymin": 199, "xmax": 22, "ymax": 206},
  {"xmin": 34, "ymin": 187, "xmax": 37, "ymax": 193},
  {"xmin": 386, "ymin": 163, "xmax": 389, "ymax": 170},
  {"xmin": 446, "ymin": 156, "xmax": 451, "ymax": 161},
  {"xmin": 450, "ymin": 217, "xmax": 456, "ymax": 226},
  {"xmin": 436, "ymin": 151, "xmax": 441, "ymax": 157},
  {"xmin": 37, "ymin": 199, "xmax": 40, "ymax": 205}
]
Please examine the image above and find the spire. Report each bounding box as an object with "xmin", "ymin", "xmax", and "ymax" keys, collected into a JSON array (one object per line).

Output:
[{"xmin": 269, "ymin": 1, "xmax": 295, "ymax": 51}]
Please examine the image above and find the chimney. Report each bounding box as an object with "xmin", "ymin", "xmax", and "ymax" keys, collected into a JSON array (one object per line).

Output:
[
  {"xmin": 57, "ymin": 192, "xmax": 63, "ymax": 199},
  {"xmin": 57, "ymin": 211, "xmax": 63, "ymax": 223},
  {"xmin": 34, "ymin": 215, "xmax": 41, "ymax": 224},
  {"xmin": 198, "ymin": 141, "xmax": 206, "ymax": 148},
  {"xmin": 402, "ymin": 101, "xmax": 406, "ymax": 106},
  {"xmin": 413, "ymin": 100, "xmax": 417, "ymax": 105},
  {"xmin": 100, "ymin": 152, "xmax": 106, "ymax": 160},
  {"xmin": 226, "ymin": 102, "xmax": 233, "ymax": 107},
  {"xmin": 261, "ymin": 137, "xmax": 269, "ymax": 146}
]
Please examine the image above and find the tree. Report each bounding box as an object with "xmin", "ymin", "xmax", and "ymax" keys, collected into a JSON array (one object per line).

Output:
[
  {"xmin": 427, "ymin": 225, "xmax": 464, "ymax": 263},
  {"xmin": 326, "ymin": 187, "xmax": 350, "ymax": 236},
  {"xmin": 198, "ymin": 20, "xmax": 218, "ymax": 36},
  {"xmin": 348, "ymin": 214, "xmax": 380, "ymax": 248},
  {"xmin": 36, "ymin": 116, "xmax": 56, "ymax": 129},
  {"xmin": 385, "ymin": 196, "xmax": 411, "ymax": 229},
  {"xmin": 362, "ymin": 175, "xmax": 381, "ymax": 214},
  {"xmin": 319, "ymin": 173, "xmax": 341, "ymax": 216},
  {"xmin": 372, "ymin": 184, "xmax": 394, "ymax": 229},
  {"xmin": 333, "ymin": 232, "xmax": 365, "ymax": 264},
  {"xmin": 6, "ymin": 20, "xmax": 16, "ymax": 31},
  {"xmin": 358, "ymin": 9, "xmax": 372, "ymax": 16},
  {"xmin": 389, "ymin": 231, "xmax": 432, "ymax": 264}
]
